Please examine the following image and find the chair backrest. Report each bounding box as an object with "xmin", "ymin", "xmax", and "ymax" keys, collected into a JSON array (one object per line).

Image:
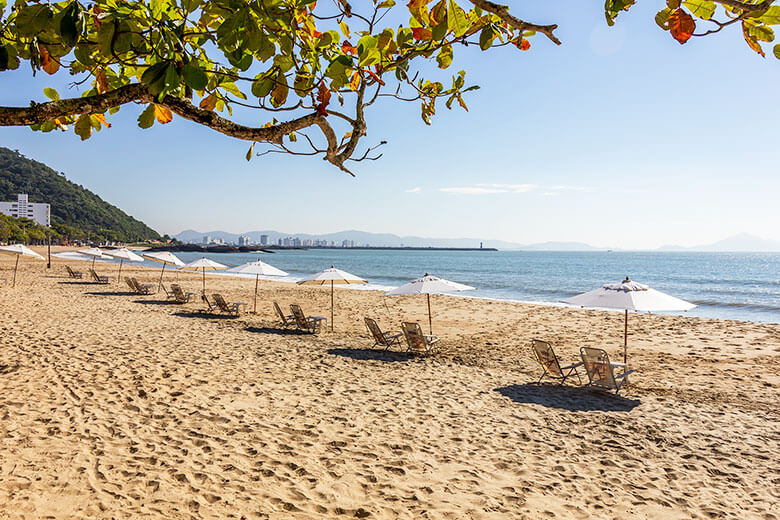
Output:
[
  {"xmin": 580, "ymin": 347, "xmax": 617, "ymax": 389},
  {"xmin": 66, "ymin": 265, "xmax": 77, "ymax": 277},
  {"xmin": 212, "ymin": 293, "xmax": 230, "ymax": 311},
  {"xmin": 171, "ymin": 284, "xmax": 186, "ymax": 301},
  {"xmin": 532, "ymin": 339, "xmax": 563, "ymax": 378},
  {"xmin": 290, "ymin": 304, "xmax": 309, "ymax": 329},
  {"xmin": 401, "ymin": 322, "xmax": 426, "ymax": 351},
  {"xmin": 202, "ymin": 294, "xmax": 214, "ymax": 311},
  {"xmin": 125, "ymin": 277, "xmax": 136, "ymax": 291},
  {"xmin": 89, "ymin": 269, "xmax": 100, "ymax": 282},
  {"xmin": 365, "ymin": 317, "xmax": 386, "ymax": 344},
  {"xmin": 274, "ymin": 302, "xmax": 289, "ymax": 323}
]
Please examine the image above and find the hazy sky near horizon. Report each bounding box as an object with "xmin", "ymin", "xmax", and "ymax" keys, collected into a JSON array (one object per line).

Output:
[{"xmin": 2, "ymin": 1, "xmax": 780, "ymax": 249}]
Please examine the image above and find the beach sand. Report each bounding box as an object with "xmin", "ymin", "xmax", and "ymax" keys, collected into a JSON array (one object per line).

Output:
[{"xmin": 1, "ymin": 249, "xmax": 779, "ymax": 519}]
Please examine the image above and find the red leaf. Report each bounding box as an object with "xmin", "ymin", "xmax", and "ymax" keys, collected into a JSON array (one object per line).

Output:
[
  {"xmin": 668, "ymin": 8, "xmax": 695, "ymax": 44},
  {"xmin": 39, "ymin": 45, "xmax": 59, "ymax": 75},
  {"xmin": 365, "ymin": 69, "xmax": 386, "ymax": 86},
  {"xmin": 517, "ymin": 39, "xmax": 530, "ymax": 51},
  {"xmin": 411, "ymin": 27, "xmax": 432, "ymax": 41},
  {"xmin": 316, "ymin": 81, "xmax": 331, "ymax": 116},
  {"xmin": 341, "ymin": 40, "xmax": 357, "ymax": 55}
]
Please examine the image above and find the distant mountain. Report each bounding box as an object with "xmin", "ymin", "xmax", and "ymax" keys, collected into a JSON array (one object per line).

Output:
[
  {"xmin": 0, "ymin": 147, "xmax": 160, "ymax": 242},
  {"xmin": 175, "ymin": 229, "xmax": 605, "ymax": 250},
  {"xmin": 658, "ymin": 233, "xmax": 780, "ymax": 252}
]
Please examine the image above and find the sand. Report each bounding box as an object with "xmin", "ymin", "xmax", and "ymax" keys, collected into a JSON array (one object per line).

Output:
[{"xmin": 1, "ymin": 249, "xmax": 779, "ymax": 519}]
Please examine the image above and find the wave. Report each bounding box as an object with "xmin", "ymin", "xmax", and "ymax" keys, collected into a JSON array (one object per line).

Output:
[{"xmin": 690, "ymin": 299, "xmax": 780, "ymax": 314}]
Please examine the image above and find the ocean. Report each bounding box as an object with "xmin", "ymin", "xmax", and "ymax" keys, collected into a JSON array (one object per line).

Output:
[{"xmin": 63, "ymin": 249, "xmax": 780, "ymax": 323}]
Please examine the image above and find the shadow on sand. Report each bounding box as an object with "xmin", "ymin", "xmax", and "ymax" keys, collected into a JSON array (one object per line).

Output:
[
  {"xmin": 327, "ymin": 347, "xmax": 412, "ymax": 363},
  {"xmin": 245, "ymin": 326, "xmax": 310, "ymax": 336},
  {"xmin": 173, "ymin": 311, "xmax": 238, "ymax": 320},
  {"xmin": 86, "ymin": 291, "xmax": 135, "ymax": 297},
  {"xmin": 133, "ymin": 299, "xmax": 185, "ymax": 306},
  {"xmin": 494, "ymin": 383, "xmax": 640, "ymax": 412},
  {"xmin": 57, "ymin": 281, "xmax": 97, "ymax": 286}
]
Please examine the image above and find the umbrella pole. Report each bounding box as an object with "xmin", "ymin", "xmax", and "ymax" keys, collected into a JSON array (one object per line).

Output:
[
  {"xmin": 12, "ymin": 255, "xmax": 19, "ymax": 288},
  {"xmin": 624, "ymin": 309, "xmax": 628, "ymax": 365},
  {"xmin": 117, "ymin": 259, "xmax": 123, "ymax": 284},
  {"xmin": 427, "ymin": 293, "xmax": 433, "ymax": 335},
  {"xmin": 92, "ymin": 256, "xmax": 96, "ymax": 268},
  {"xmin": 202, "ymin": 268, "xmax": 206, "ymax": 296},
  {"xmin": 158, "ymin": 263, "xmax": 166, "ymax": 292},
  {"xmin": 254, "ymin": 274, "xmax": 259, "ymax": 314},
  {"xmin": 330, "ymin": 280, "xmax": 334, "ymax": 332}
]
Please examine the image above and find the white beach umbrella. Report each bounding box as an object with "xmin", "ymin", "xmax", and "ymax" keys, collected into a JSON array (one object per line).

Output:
[
  {"xmin": 179, "ymin": 257, "xmax": 228, "ymax": 295},
  {"xmin": 225, "ymin": 259, "xmax": 289, "ymax": 313},
  {"xmin": 78, "ymin": 247, "xmax": 107, "ymax": 268},
  {"xmin": 104, "ymin": 248, "xmax": 144, "ymax": 284},
  {"xmin": 562, "ymin": 277, "xmax": 695, "ymax": 365},
  {"xmin": 142, "ymin": 251, "xmax": 185, "ymax": 292},
  {"xmin": 384, "ymin": 274, "xmax": 476, "ymax": 334},
  {"xmin": 297, "ymin": 266, "xmax": 367, "ymax": 331},
  {"xmin": 0, "ymin": 244, "xmax": 45, "ymax": 287}
]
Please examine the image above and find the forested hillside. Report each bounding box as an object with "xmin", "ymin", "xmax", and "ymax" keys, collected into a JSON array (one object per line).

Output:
[{"xmin": 0, "ymin": 147, "xmax": 160, "ymax": 242}]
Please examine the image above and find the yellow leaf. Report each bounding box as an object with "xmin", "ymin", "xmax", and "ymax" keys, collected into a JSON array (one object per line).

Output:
[
  {"xmin": 199, "ymin": 94, "xmax": 217, "ymax": 111},
  {"xmin": 349, "ymin": 71, "xmax": 361, "ymax": 91},
  {"xmin": 154, "ymin": 104, "xmax": 173, "ymax": 124}
]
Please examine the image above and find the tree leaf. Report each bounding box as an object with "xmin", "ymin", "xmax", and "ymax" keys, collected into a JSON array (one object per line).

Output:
[
  {"xmin": 153, "ymin": 104, "xmax": 173, "ymax": 124},
  {"xmin": 668, "ymin": 8, "xmax": 695, "ymax": 44},
  {"xmin": 60, "ymin": 2, "xmax": 80, "ymax": 47},
  {"xmin": 74, "ymin": 114, "xmax": 92, "ymax": 140},
  {"xmin": 742, "ymin": 22, "xmax": 766, "ymax": 56},
  {"xmin": 271, "ymin": 77, "xmax": 289, "ymax": 107},
  {"xmin": 655, "ymin": 8, "xmax": 672, "ymax": 30},
  {"xmin": 436, "ymin": 44, "xmax": 453, "ymax": 69},
  {"xmin": 682, "ymin": 0, "xmax": 715, "ymax": 20},
  {"xmin": 43, "ymin": 88, "xmax": 60, "ymax": 101},
  {"xmin": 774, "ymin": 43, "xmax": 780, "ymax": 59},
  {"xmin": 316, "ymin": 80, "xmax": 331, "ymax": 115},
  {"xmin": 138, "ymin": 104, "xmax": 156, "ymax": 128},
  {"xmin": 181, "ymin": 64, "xmax": 208, "ymax": 90},
  {"xmin": 246, "ymin": 142, "xmax": 255, "ymax": 161},
  {"xmin": 759, "ymin": 6, "xmax": 780, "ymax": 25},
  {"xmin": 479, "ymin": 26, "xmax": 495, "ymax": 50},
  {"xmin": 96, "ymin": 68, "xmax": 110, "ymax": 94},
  {"xmin": 38, "ymin": 45, "xmax": 59, "ymax": 75},
  {"xmin": 447, "ymin": 0, "xmax": 468, "ymax": 37},
  {"xmin": 199, "ymin": 94, "xmax": 218, "ymax": 111}
]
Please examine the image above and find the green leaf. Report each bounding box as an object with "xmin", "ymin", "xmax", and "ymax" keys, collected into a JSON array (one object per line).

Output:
[
  {"xmin": 164, "ymin": 63, "xmax": 180, "ymax": 91},
  {"xmin": 436, "ymin": 44, "xmax": 453, "ymax": 69},
  {"xmin": 682, "ymin": 0, "xmax": 716, "ymax": 20},
  {"xmin": 181, "ymin": 64, "xmax": 208, "ymax": 90},
  {"xmin": 774, "ymin": 43, "xmax": 780, "ymax": 58},
  {"xmin": 220, "ymin": 81, "xmax": 247, "ymax": 100},
  {"xmin": 150, "ymin": 0, "xmax": 173, "ymax": 19},
  {"xmin": 14, "ymin": 4, "xmax": 52, "ymax": 37},
  {"xmin": 137, "ymin": 104, "xmax": 156, "ymax": 129},
  {"xmin": 759, "ymin": 6, "xmax": 780, "ymax": 25},
  {"xmin": 251, "ymin": 76, "xmax": 275, "ymax": 98},
  {"xmin": 655, "ymin": 8, "xmax": 672, "ymax": 29},
  {"xmin": 0, "ymin": 45, "xmax": 8, "ymax": 71},
  {"xmin": 141, "ymin": 62, "xmax": 169, "ymax": 95},
  {"xmin": 74, "ymin": 114, "xmax": 92, "ymax": 140},
  {"xmin": 745, "ymin": 20, "xmax": 774, "ymax": 42},
  {"xmin": 447, "ymin": 0, "xmax": 468, "ymax": 37},
  {"xmin": 246, "ymin": 142, "xmax": 254, "ymax": 161},
  {"xmin": 43, "ymin": 88, "xmax": 60, "ymax": 101},
  {"xmin": 377, "ymin": 0, "xmax": 395, "ymax": 8},
  {"xmin": 97, "ymin": 21, "xmax": 116, "ymax": 55},
  {"xmin": 59, "ymin": 3, "xmax": 80, "ymax": 47},
  {"xmin": 479, "ymin": 26, "xmax": 495, "ymax": 50}
]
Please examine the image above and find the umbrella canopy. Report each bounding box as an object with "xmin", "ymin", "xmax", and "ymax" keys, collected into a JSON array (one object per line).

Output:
[
  {"xmin": 104, "ymin": 248, "xmax": 144, "ymax": 283},
  {"xmin": 180, "ymin": 257, "xmax": 228, "ymax": 295},
  {"xmin": 0, "ymin": 244, "xmax": 45, "ymax": 287},
  {"xmin": 384, "ymin": 274, "xmax": 476, "ymax": 334},
  {"xmin": 562, "ymin": 277, "xmax": 695, "ymax": 365},
  {"xmin": 226, "ymin": 260, "xmax": 289, "ymax": 313},
  {"xmin": 298, "ymin": 266, "xmax": 367, "ymax": 331},
  {"xmin": 78, "ymin": 247, "xmax": 107, "ymax": 267},
  {"xmin": 142, "ymin": 251, "xmax": 185, "ymax": 291}
]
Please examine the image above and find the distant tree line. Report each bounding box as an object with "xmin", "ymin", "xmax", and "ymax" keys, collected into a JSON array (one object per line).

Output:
[{"xmin": 0, "ymin": 147, "xmax": 160, "ymax": 243}]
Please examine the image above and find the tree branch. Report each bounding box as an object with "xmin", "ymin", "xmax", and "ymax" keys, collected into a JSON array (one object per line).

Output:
[
  {"xmin": 712, "ymin": 0, "xmax": 774, "ymax": 11},
  {"xmin": 467, "ymin": 0, "xmax": 561, "ymax": 45}
]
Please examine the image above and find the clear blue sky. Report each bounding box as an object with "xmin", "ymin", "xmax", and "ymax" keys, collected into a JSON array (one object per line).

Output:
[{"xmin": 2, "ymin": 1, "xmax": 779, "ymax": 249}]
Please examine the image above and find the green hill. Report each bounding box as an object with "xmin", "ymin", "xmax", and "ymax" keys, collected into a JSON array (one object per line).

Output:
[{"xmin": 0, "ymin": 147, "xmax": 160, "ymax": 243}]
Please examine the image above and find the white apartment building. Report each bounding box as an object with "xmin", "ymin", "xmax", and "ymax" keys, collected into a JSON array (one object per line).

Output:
[
  {"xmin": 0, "ymin": 194, "xmax": 51, "ymax": 226},
  {"xmin": 238, "ymin": 235, "xmax": 251, "ymax": 246}
]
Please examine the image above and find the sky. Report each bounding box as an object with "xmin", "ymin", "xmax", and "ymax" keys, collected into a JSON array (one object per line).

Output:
[{"xmin": 2, "ymin": 1, "xmax": 780, "ymax": 249}]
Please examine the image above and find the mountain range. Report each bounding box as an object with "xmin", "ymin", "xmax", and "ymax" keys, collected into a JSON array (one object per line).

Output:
[{"xmin": 174, "ymin": 230, "xmax": 780, "ymax": 252}]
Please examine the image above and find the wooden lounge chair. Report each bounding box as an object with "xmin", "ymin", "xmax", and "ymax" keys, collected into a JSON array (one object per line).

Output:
[
  {"xmin": 401, "ymin": 322, "xmax": 439, "ymax": 356},
  {"xmin": 129, "ymin": 277, "xmax": 156, "ymax": 295},
  {"xmin": 290, "ymin": 304, "xmax": 326, "ymax": 334},
  {"xmin": 531, "ymin": 339, "xmax": 582, "ymax": 385},
  {"xmin": 89, "ymin": 268, "xmax": 109, "ymax": 284},
  {"xmin": 365, "ymin": 317, "xmax": 403, "ymax": 351},
  {"xmin": 169, "ymin": 284, "xmax": 196, "ymax": 303},
  {"xmin": 274, "ymin": 301, "xmax": 296, "ymax": 328},
  {"xmin": 66, "ymin": 265, "xmax": 83, "ymax": 279},
  {"xmin": 212, "ymin": 293, "xmax": 247, "ymax": 316},
  {"xmin": 580, "ymin": 347, "xmax": 636, "ymax": 395}
]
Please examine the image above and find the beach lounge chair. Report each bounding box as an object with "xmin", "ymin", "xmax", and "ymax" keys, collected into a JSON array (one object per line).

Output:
[
  {"xmin": 170, "ymin": 284, "xmax": 196, "ymax": 303},
  {"xmin": 580, "ymin": 347, "xmax": 636, "ymax": 395},
  {"xmin": 212, "ymin": 293, "xmax": 248, "ymax": 316},
  {"xmin": 274, "ymin": 302, "xmax": 296, "ymax": 328},
  {"xmin": 290, "ymin": 304, "xmax": 326, "ymax": 334},
  {"xmin": 531, "ymin": 339, "xmax": 582, "ymax": 385},
  {"xmin": 129, "ymin": 277, "xmax": 156, "ymax": 295},
  {"xmin": 365, "ymin": 317, "xmax": 403, "ymax": 351},
  {"xmin": 89, "ymin": 268, "xmax": 109, "ymax": 284},
  {"xmin": 66, "ymin": 265, "xmax": 83, "ymax": 279},
  {"xmin": 401, "ymin": 322, "xmax": 439, "ymax": 356}
]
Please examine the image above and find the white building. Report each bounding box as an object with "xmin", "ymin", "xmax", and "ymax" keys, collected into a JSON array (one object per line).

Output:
[
  {"xmin": 202, "ymin": 235, "xmax": 211, "ymax": 245},
  {"xmin": 260, "ymin": 235, "xmax": 269, "ymax": 245},
  {"xmin": 0, "ymin": 194, "xmax": 50, "ymax": 226},
  {"xmin": 238, "ymin": 235, "xmax": 251, "ymax": 246}
]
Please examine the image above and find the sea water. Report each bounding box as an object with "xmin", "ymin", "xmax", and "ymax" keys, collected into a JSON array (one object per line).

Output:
[{"xmin": 68, "ymin": 249, "xmax": 780, "ymax": 323}]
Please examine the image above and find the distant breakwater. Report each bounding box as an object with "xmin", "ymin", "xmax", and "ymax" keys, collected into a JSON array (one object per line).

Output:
[{"xmin": 145, "ymin": 245, "xmax": 499, "ymax": 253}]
